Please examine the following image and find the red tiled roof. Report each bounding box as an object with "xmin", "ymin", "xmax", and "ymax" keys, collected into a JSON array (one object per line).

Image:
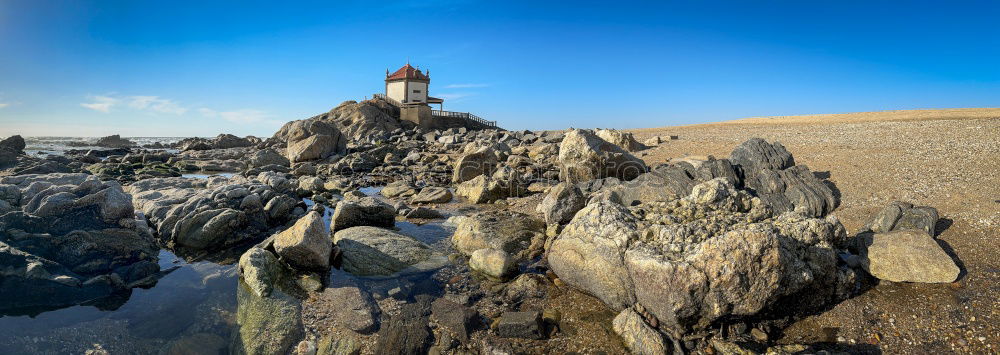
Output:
[{"xmin": 386, "ymin": 64, "xmax": 429, "ymax": 81}]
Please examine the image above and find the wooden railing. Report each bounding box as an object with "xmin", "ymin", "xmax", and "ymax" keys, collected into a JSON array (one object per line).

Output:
[
  {"xmin": 372, "ymin": 93, "xmax": 498, "ymax": 128},
  {"xmin": 372, "ymin": 93, "xmax": 403, "ymax": 107},
  {"xmin": 432, "ymin": 110, "xmax": 497, "ymax": 128}
]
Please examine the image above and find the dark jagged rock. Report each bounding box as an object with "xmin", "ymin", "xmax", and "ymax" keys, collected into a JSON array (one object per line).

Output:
[
  {"xmin": 863, "ymin": 201, "xmax": 939, "ymax": 236},
  {"xmin": 496, "ymin": 311, "xmax": 544, "ymax": 340},
  {"xmin": 375, "ymin": 296, "xmax": 433, "ymax": 355},
  {"xmin": 431, "ymin": 298, "xmax": 478, "ymax": 343},
  {"xmin": 94, "ymin": 134, "xmax": 136, "ymax": 148},
  {"xmin": 0, "ymin": 173, "xmax": 161, "ymax": 316},
  {"xmin": 176, "ymin": 134, "xmax": 257, "ymax": 151},
  {"xmin": 730, "ymin": 138, "xmax": 794, "ymax": 172},
  {"xmin": 731, "ymin": 138, "xmax": 837, "ymax": 217},
  {"xmin": 0, "ymin": 135, "xmax": 26, "ymax": 152},
  {"xmin": 0, "ymin": 136, "xmax": 26, "ymax": 169}
]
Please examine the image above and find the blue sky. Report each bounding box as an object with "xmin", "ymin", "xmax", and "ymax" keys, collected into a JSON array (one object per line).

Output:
[{"xmin": 0, "ymin": 1, "xmax": 997, "ymax": 137}]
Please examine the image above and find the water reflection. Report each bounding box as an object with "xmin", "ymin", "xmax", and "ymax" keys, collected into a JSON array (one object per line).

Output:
[
  {"xmin": 0, "ymin": 250, "xmax": 239, "ymax": 353},
  {"xmin": 0, "ymin": 185, "xmax": 460, "ymax": 353},
  {"xmin": 181, "ymin": 172, "xmax": 236, "ymax": 179}
]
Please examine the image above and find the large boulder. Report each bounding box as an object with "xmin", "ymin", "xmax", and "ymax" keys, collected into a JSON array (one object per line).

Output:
[
  {"xmin": 731, "ymin": 138, "xmax": 837, "ymax": 217},
  {"xmin": 536, "ymin": 182, "xmax": 586, "ymax": 226},
  {"xmin": 0, "ymin": 174, "xmax": 160, "ymax": 315},
  {"xmin": 558, "ymin": 129, "xmax": 647, "ymax": 183},
  {"xmin": 330, "ymin": 197, "xmax": 396, "ymax": 232},
  {"xmin": 452, "ymin": 146, "xmax": 499, "ymax": 183},
  {"xmin": 451, "ymin": 211, "xmax": 546, "ymax": 262},
  {"xmin": 212, "ymin": 134, "xmax": 255, "ymax": 149},
  {"xmin": 859, "ymin": 230, "xmax": 959, "ymax": 283},
  {"xmin": 274, "ymin": 120, "xmax": 347, "ymax": 163},
  {"xmin": 381, "ymin": 180, "xmax": 418, "ymax": 199},
  {"xmin": 273, "ymin": 211, "xmax": 332, "ymax": 271},
  {"xmin": 548, "ymin": 178, "xmax": 856, "ymax": 334},
  {"xmin": 455, "ymin": 175, "xmax": 503, "ymax": 204},
  {"xmin": 0, "ymin": 135, "xmax": 26, "ymax": 152},
  {"xmin": 469, "ymin": 248, "xmax": 516, "ymax": 281},
  {"xmin": 234, "ymin": 247, "xmax": 303, "ymax": 355},
  {"xmin": 0, "ymin": 137, "xmax": 22, "ymax": 168},
  {"xmin": 247, "ymin": 148, "xmax": 291, "ymax": 168},
  {"xmin": 595, "ymin": 129, "xmax": 647, "ymax": 152},
  {"xmin": 332, "ymin": 226, "xmax": 438, "ymax": 276}
]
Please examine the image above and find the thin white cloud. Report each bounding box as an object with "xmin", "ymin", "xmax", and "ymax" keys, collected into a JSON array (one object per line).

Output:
[
  {"xmin": 82, "ymin": 94, "xmax": 189, "ymax": 114},
  {"xmin": 200, "ymin": 108, "xmax": 272, "ymax": 124},
  {"xmin": 444, "ymin": 83, "xmax": 490, "ymax": 88},
  {"xmin": 80, "ymin": 95, "xmax": 120, "ymax": 113},
  {"xmin": 127, "ymin": 96, "xmax": 187, "ymax": 114},
  {"xmin": 436, "ymin": 92, "xmax": 476, "ymax": 101},
  {"xmin": 198, "ymin": 108, "xmax": 217, "ymax": 117},
  {"xmin": 0, "ymin": 103, "xmax": 8, "ymax": 109}
]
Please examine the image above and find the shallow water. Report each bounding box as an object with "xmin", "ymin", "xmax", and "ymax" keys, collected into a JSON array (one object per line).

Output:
[
  {"xmin": 0, "ymin": 197, "xmax": 459, "ymax": 353},
  {"xmin": 22, "ymin": 136, "xmax": 184, "ymax": 156},
  {"xmin": 358, "ymin": 185, "xmax": 383, "ymax": 196},
  {"xmin": 181, "ymin": 172, "xmax": 236, "ymax": 179},
  {"xmin": 0, "ymin": 250, "xmax": 239, "ymax": 354}
]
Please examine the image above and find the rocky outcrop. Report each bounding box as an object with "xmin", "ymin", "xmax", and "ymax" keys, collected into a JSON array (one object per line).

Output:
[
  {"xmin": 859, "ymin": 229, "xmax": 959, "ymax": 283},
  {"xmin": 0, "ymin": 135, "xmax": 26, "ymax": 169},
  {"xmin": 0, "ymin": 173, "xmax": 160, "ymax": 315},
  {"xmin": 558, "ymin": 129, "xmax": 647, "ymax": 183},
  {"xmin": 95, "ymin": 134, "xmax": 136, "ymax": 148},
  {"xmin": 730, "ymin": 138, "xmax": 837, "ymax": 217},
  {"xmin": 176, "ymin": 134, "xmax": 257, "ymax": 151},
  {"xmin": 273, "ymin": 120, "xmax": 348, "ymax": 163},
  {"xmin": 548, "ymin": 178, "xmax": 855, "ymax": 334},
  {"xmin": 310, "ymin": 99, "xmax": 403, "ymax": 142},
  {"xmin": 127, "ymin": 175, "xmax": 300, "ymax": 253},
  {"xmin": 0, "ymin": 135, "xmax": 26, "ymax": 152}
]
